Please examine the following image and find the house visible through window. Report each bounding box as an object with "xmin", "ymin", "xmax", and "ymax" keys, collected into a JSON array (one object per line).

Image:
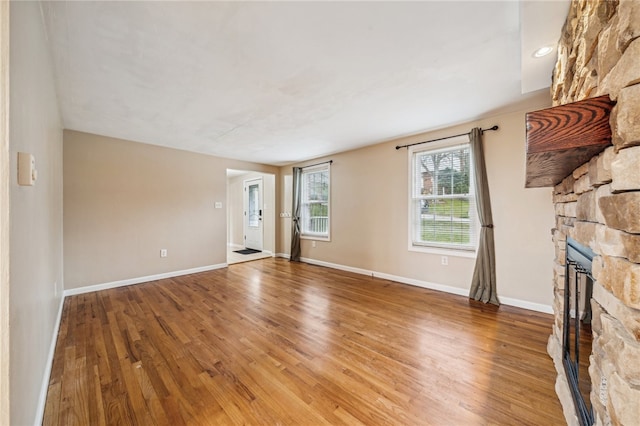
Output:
[
  {"xmin": 410, "ymin": 139, "xmax": 477, "ymax": 251},
  {"xmin": 301, "ymin": 164, "xmax": 330, "ymax": 239}
]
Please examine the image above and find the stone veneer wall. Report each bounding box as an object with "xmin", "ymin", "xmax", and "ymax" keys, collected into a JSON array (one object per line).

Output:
[{"xmin": 547, "ymin": 0, "xmax": 640, "ymax": 425}]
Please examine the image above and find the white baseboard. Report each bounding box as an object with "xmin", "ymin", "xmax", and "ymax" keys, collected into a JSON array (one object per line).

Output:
[
  {"xmin": 499, "ymin": 296, "xmax": 553, "ymax": 314},
  {"xmin": 63, "ymin": 263, "xmax": 228, "ymax": 297},
  {"xmin": 276, "ymin": 253, "xmax": 290, "ymax": 259},
  {"xmin": 300, "ymin": 256, "xmax": 468, "ymax": 296},
  {"xmin": 34, "ymin": 294, "xmax": 65, "ymax": 426},
  {"xmin": 299, "ymin": 257, "xmax": 552, "ymax": 314}
]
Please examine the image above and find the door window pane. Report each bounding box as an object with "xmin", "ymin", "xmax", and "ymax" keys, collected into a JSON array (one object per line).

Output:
[{"xmin": 248, "ymin": 183, "xmax": 259, "ymax": 227}]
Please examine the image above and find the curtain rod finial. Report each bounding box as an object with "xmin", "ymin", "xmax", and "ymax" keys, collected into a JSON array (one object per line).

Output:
[{"xmin": 481, "ymin": 125, "xmax": 499, "ymax": 134}]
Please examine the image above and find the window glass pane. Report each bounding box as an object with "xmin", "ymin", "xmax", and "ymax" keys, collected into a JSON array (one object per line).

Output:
[
  {"xmin": 415, "ymin": 145, "xmax": 470, "ymax": 197},
  {"xmin": 248, "ymin": 183, "xmax": 259, "ymax": 227},
  {"xmin": 418, "ymin": 197, "xmax": 471, "ymax": 244}
]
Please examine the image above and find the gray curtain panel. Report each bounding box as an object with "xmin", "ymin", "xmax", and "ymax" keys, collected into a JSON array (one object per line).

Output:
[
  {"xmin": 290, "ymin": 167, "xmax": 302, "ymax": 262},
  {"xmin": 469, "ymin": 128, "xmax": 499, "ymax": 305}
]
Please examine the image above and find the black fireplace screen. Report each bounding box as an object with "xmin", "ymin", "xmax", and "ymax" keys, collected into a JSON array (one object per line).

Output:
[{"xmin": 563, "ymin": 237, "xmax": 594, "ymax": 426}]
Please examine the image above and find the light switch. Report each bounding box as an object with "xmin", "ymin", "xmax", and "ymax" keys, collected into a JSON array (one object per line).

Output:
[
  {"xmin": 17, "ymin": 152, "xmax": 37, "ymax": 186},
  {"xmin": 214, "ymin": 202, "xmax": 223, "ymax": 209}
]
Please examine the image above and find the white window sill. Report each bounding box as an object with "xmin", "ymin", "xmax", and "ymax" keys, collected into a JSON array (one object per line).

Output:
[
  {"xmin": 409, "ymin": 244, "xmax": 477, "ymax": 258},
  {"xmin": 301, "ymin": 235, "xmax": 331, "ymax": 242}
]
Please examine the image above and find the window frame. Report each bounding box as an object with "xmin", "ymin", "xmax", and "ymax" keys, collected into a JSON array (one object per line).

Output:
[
  {"xmin": 300, "ymin": 163, "xmax": 331, "ymax": 241},
  {"xmin": 407, "ymin": 135, "xmax": 478, "ymax": 256}
]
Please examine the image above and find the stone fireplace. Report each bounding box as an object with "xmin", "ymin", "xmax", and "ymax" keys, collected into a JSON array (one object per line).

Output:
[{"xmin": 544, "ymin": 1, "xmax": 640, "ymax": 425}]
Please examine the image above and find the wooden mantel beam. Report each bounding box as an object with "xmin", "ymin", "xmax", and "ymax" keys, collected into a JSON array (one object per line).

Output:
[{"xmin": 525, "ymin": 95, "xmax": 615, "ymax": 188}]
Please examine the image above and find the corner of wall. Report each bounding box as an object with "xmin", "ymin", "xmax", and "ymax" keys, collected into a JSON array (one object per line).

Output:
[{"xmin": 9, "ymin": 2, "xmax": 64, "ymax": 424}]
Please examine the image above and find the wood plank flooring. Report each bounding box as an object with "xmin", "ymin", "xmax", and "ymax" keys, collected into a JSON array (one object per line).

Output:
[{"xmin": 43, "ymin": 258, "xmax": 564, "ymax": 425}]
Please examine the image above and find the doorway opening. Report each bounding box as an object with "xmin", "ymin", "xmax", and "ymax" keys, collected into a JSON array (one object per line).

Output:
[
  {"xmin": 226, "ymin": 170, "xmax": 275, "ymax": 265},
  {"xmin": 244, "ymin": 177, "xmax": 263, "ymax": 251}
]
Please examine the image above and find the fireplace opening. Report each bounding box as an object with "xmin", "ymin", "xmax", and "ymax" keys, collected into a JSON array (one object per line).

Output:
[{"xmin": 563, "ymin": 237, "xmax": 594, "ymax": 426}]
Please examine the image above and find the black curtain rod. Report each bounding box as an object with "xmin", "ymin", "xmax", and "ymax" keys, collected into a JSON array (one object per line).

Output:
[
  {"xmin": 395, "ymin": 125, "xmax": 499, "ymax": 150},
  {"xmin": 301, "ymin": 160, "xmax": 333, "ymax": 169}
]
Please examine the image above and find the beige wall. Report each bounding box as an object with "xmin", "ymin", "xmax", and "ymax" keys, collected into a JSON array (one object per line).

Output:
[
  {"xmin": 227, "ymin": 174, "xmax": 244, "ymax": 247},
  {"xmin": 64, "ymin": 131, "xmax": 278, "ymax": 289},
  {"xmin": 0, "ymin": 2, "xmax": 9, "ymax": 424},
  {"xmin": 227, "ymin": 171, "xmax": 276, "ymax": 253},
  {"xmin": 278, "ymin": 92, "xmax": 556, "ymax": 308},
  {"xmin": 9, "ymin": 2, "xmax": 64, "ymax": 425}
]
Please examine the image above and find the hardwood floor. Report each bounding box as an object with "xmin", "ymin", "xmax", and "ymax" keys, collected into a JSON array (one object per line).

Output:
[{"xmin": 43, "ymin": 258, "xmax": 564, "ymax": 425}]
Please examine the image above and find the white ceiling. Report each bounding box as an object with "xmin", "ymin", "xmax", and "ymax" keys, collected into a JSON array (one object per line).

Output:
[
  {"xmin": 41, "ymin": 1, "xmax": 567, "ymax": 166},
  {"xmin": 521, "ymin": 0, "xmax": 570, "ymax": 93}
]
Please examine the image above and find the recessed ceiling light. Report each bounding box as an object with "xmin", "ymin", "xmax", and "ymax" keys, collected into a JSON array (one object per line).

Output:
[{"xmin": 533, "ymin": 46, "xmax": 554, "ymax": 58}]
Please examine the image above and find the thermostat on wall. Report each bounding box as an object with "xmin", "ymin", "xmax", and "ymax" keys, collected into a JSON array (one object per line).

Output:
[{"xmin": 18, "ymin": 152, "xmax": 37, "ymax": 186}]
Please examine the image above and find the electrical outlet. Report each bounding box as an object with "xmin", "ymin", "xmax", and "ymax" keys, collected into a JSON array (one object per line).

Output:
[
  {"xmin": 312, "ymin": 241, "xmax": 317, "ymax": 248},
  {"xmin": 441, "ymin": 256, "xmax": 448, "ymax": 266},
  {"xmin": 160, "ymin": 249, "xmax": 168, "ymax": 258}
]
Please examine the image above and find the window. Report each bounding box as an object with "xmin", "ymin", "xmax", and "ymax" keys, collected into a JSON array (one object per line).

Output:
[
  {"xmin": 410, "ymin": 138, "xmax": 477, "ymax": 251},
  {"xmin": 301, "ymin": 164, "xmax": 330, "ymax": 239}
]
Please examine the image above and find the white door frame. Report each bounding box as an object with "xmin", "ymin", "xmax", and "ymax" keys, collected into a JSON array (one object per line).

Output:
[{"xmin": 243, "ymin": 178, "xmax": 263, "ymax": 251}]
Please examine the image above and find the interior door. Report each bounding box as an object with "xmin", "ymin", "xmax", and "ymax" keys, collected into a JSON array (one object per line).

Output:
[{"xmin": 243, "ymin": 178, "xmax": 263, "ymax": 251}]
